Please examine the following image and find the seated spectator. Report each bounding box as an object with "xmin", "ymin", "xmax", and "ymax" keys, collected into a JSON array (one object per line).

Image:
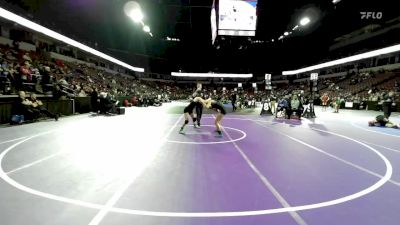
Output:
[
  {"xmin": 153, "ymin": 97, "xmax": 162, "ymax": 107},
  {"xmin": 14, "ymin": 91, "xmax": 38, "ymax": 121},
  {"xmin": 276, "ymin": 97, "xmax": 288, "ymax": 118},
  {"xmin": 23, "ymin": 53, "xmax": 32, "ymax": 62},
  {"xmin": 30, "ymin": 93, "xmax": 59, "ymax": 121},
  {"xmin": 77, "ymin": 89, "xmax": 87, "ymax": 97},
  {"xmin": 20, "ymin": 61, "xmax": 32, "ymax": 83},
  {"xmin": 0, "ymin": 61, "xmax": 11, "ymax": 94},
  {"xmin": 41, "ymin": 66, "xmax": 53, "ymax": 93},
  {"xmin": 98, "ymin": 92, "xmax": 118, "ymax": 114},
  {"xmin": 287, "ymin": 95, "xmax": 303, "ymax": 119}
]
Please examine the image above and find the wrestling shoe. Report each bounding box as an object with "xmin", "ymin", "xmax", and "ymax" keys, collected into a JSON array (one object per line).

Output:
[
  {"xmin": 179, "ymin": 128, "xmax": 185, "ymax": 134},
  {"xmin": 215, "ymin": 131, "xmax": 223, "ymax": 138}
]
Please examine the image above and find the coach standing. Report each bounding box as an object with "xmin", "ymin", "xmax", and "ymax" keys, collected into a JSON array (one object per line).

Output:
[{"xmin": 231, "ymin": 92, "xmax": 237, "ymax": 112}]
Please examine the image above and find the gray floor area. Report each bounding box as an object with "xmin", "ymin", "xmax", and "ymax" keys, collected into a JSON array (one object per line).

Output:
[{"xmin": 0, "ymin": 103, "xmax": 399, "ymax": 225}]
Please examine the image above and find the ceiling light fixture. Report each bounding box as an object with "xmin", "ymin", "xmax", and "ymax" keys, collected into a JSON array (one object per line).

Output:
[
  {"xmin": 171, "ymin": 72, "xmax": 252, "ymax": 78},
  {"xmin": 300, "ymin": 17, "xmax": 311, "ymax": 26},
  {"xmin": 143, "ymin": 25, "xmax": 150, "ymax": 33},
  {"xmin": 124, "ymin": 1, "xmax": 144, "ymax": 22},
  {"xmin": 282, "ymin": 43, "xmax": 400, "ymax": 75},
  {"xmin": 129, "ymin": 9, "xmax": 143, "ymax": 22},
  {"xmin": 0, "ymin": 6, "xmax": 144, "ymax": 72}
]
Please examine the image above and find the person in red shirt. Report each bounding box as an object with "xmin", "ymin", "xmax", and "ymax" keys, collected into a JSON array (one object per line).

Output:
[
  {"xmin": 20, "ymin": 61, "xmax": 32, "ymax": 82},
  {"xmin": 321, "ymin": 93, "xmax": 329, "ymax": 111}
]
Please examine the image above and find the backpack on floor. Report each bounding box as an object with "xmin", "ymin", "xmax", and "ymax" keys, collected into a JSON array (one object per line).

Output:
[{"xmin": 11, "ymin": 115, "xmax": 24, "ymax": 124}]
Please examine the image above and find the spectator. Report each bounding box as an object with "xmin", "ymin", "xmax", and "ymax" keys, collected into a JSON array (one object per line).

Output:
[
  {"xmin": 23, "ymin": 53, "xmax": 32, "ymax": 62},
  {"xmin": 90, "ymin": 88, "xmax": 99, "ymax": 112},
  {"xmin": 30, "ymin": 93, "xmax": 59, "ymax": 121},
  {"xmin": 287, "ymin": 94, "xmax": 303, "ymax": 119},
  {"xmin": 20, "ymin": 61, "xmax": 32, "ymax": 83},
  {"xmin": 14, "ymin": 91, "xmax": 37, "ymax": 120},
  {"xmin": 231, "ymin": 92, "xmax": 237, "ymax": 112},
  {"xmin": 98, "ymin": 92, "xmax": 118, "ymax": 114}
]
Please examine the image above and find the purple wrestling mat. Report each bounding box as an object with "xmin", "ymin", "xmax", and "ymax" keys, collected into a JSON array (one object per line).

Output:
[{"xmin": 0, "ymin": 105, "xmax": 399, "ymax": 225}]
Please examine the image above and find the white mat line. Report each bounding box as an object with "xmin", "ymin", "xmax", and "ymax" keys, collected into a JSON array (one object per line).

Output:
[
  {"xmin": 351, "ymin": 122, "xmax": 400, "ymax": 138},
  {"xmin": 254, "ymin": 121, "xmax": 400, "ymax": 187},
  {"xmin": 215, "ymin": 115, "xmax": 309, "ymax": 225},
  {"xmin": 360, "ymin": 141, "xmax": 400, "ymax": 154},
  {"xmin": 87, "ymin": 115, "xmax": 183, "ymax": 225},
  {"xmin": 0, "ymin": 137, "xmax": 28, "ymax": 145},
  {"xmin": 6, "ymin": 152, "xmax": 65, "ymax": 175}
]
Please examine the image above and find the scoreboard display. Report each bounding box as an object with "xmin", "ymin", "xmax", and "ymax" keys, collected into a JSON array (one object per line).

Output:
[{"xmin": 216, "ymin": 0, "xmax": 258, "ymax": 36}]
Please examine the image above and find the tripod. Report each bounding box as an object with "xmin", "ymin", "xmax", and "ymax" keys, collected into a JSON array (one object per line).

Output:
[
  {"xmin": 260, "ymin": 90, "xmax": 273, "ymax": 116},
  {"xmin": 303, "ymin": 81, "xmax": 317, "ymax": 118}
]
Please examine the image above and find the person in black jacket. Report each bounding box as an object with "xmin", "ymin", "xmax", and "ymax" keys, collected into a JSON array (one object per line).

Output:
[
  {"xmin": 90, "ymin": 88, "xmax": 99, "ymax": 113},
  {"xmin": 231, "ymin": 92, "xmax": 237, "ymax": 112},
  {"xmin": 98, "ymin": 92, "xmax": 118, "ymax": 114},
  {"xmin": 382, "ymin": 91, "xmax": 394, "ymax": 119}
]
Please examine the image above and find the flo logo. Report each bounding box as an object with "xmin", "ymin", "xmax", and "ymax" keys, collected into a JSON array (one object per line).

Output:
[{"xmin": 360, "ymin": 12, "xmax": 383, "ymax": 19}]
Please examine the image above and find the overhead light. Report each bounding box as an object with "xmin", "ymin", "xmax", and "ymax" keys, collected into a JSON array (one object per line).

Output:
[
  {"xmin": 332, "ymin": 0, "xmax": 341, "ymax": 4},
  {"xmin": 271, "ymin": 39, "xmax": 274, "ymax": 42},
  {"xmin": 292, "ymin": 25, "xmax": 299, "ymax": 30},
  {"xmin": 124, "ymin": 1, "xmax": 144, "ymax": 22},
  {"xmin": 284, "ymin": 32, "xmax": 289, "ymax": 36},
  {"xmin": 278, "ymin": 35, "xmax": 284, "ymax": 40},
  {"xmin": 300, "ymin": 17, "xmax": 310, "ymax": 26},
  {"xmin": 218, "ymin": 30, "xmax": 227, "ymax": 35},
  {"xmin": 171, "ymin": 72, "xmax": 252, "ymax": 78},
  {"xmin": 143, "ymin": 25, "xmax": 150, "ymax": 33},
  {"xmin": 0, "ymin": 6, "xmax": 144, "ymax": 72},
  {"xmin": 282, "ymin": 43, "xmax": 400, "ymax": 75},
  {"xmin": 129, "ymin": 9, "xmax": 143, "ymax": 22}
]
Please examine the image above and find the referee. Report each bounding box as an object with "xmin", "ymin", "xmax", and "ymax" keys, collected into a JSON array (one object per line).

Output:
[{"xmin": 382, "ymin": 91, "xmax": 394, "ymax": 119}]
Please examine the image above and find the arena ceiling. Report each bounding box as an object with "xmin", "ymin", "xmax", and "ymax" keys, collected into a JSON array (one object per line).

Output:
[{"xmin": 0, "ymin": 0, "xmax": 398, "ymax": 75}]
